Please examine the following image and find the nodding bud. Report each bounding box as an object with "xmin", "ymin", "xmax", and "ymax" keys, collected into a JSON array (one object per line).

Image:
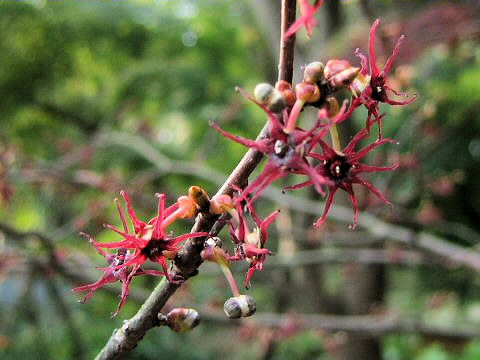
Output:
[
  {"xmin": 295, "ymin": 82, "xmax": 321, "ymax": 104},
  {"xmin": 162, "ymin": 308, "xmax": 201, "ymax": 333},
  {"xmin": 324, "ymin": 59, "xmax": 360, "ymax": 89},
  {"xmin": 188, "ymin": 186, "xmax": 210, "ymax": 212},
  {"xmin": 275, "ymin": 80, "xmax": 296, "ymax": 106},
  {"xmin": 254, "ymin": 83, "xmax": 286, "ymax": 113},
  {"xmin": 303, "ymin": 61, "xmax": 324, "ymax": 84},
  {"xmin": 223, "ymin": 295, "xmax": 256, "ymax": 319},
  {"xmin": 210, "ymin": 194, "xmax": 234, "ymax": 215}
]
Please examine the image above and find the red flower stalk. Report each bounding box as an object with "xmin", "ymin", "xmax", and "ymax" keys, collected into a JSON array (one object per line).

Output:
[
  {"xmin": 211, "ymin": 88, "xmax": 341, "ymax": 204},
  {"xmin": 72, "ymin": 234, "xmax": 164, "ymax": 317},
  {"xmin": 349, "ymin": 19, "xmax": 417, "ymax": 136},
  {"xmin": 227, "ymin": 200, "xmax": 279, "ymax": 289},
  {"xmin": 77, "ymin": 191, "xmax": 207, "ymax": 296},
  {"xmin": 286, "ymin": 122, "xmax": 398, "ymax": 229},
  {"xmin": 284, "ymin": 0, "xmax": 324, "ymax": 39}
]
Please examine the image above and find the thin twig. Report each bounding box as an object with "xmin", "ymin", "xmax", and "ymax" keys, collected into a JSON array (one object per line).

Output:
[{"xmin": 201, "ymin": 310, "xmax": 480, "ymax": 341}]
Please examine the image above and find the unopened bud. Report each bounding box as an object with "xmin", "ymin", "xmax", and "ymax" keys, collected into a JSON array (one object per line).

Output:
[
  {"xmin": 303, "ymin": 61, "xmax": 324, "ymax": 84},
  {"xmin": 254, "ymin": 83, "xmax": 275, "ymax": 104},
  {"xmin": 275, "ymin": 80, "xmax": 296, "ymax": 106},
  {"xmin": 224, "ymin": 295, "xmax": 256, "ymax": 319},
  {"xmin": 188, "ymin": 186, "xmax": 210, "ymax": 212},
  {"xmin": 162, "ymin": 308, "xmax": 201, "ymax": 333},
  {"xmin": 324, "ymin": 59, "xmax": 359, "ymax": 89},
  {"xmin": 254, "ymin": 83, "xmax": 286, "ymax": 113},
  {"xmin": 295, "ymin": 82, "xmax": 321, "ymax": 104}
]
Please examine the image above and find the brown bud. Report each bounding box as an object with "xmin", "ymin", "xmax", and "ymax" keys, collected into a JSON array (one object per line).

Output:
[
  {"xmin": 224, "ymin": 295, "xmax": 256, "ymax": 319},
  {"xmin": 163, "ymin": 308, "xmax": 201, "ymax": 333},
  {"xmin": 303, "ymin": 61, "xmax": 324, "ymax": 84},
  {"xmin": 188, "ymin": 186, "xmax": 210, "ymax": 212}
]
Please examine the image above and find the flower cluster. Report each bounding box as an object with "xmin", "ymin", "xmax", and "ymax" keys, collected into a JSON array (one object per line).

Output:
[
  {"xmin": 213, "ymin": 19, "xmax": 416, "ymax": 229},
  {"xmin": 76, "ymin": 19, "xmax": 416, "ymax": 319},
  {"xmin": 73, "ymin": 188, "xmax": 209, "ymax": 315}
]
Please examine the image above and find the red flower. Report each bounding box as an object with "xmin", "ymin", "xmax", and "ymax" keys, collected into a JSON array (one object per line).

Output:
[
  {"xmin": 350, "ymin": 19, "xmax": 417, "ymax": 136},
  {"xmin": 286, "ymin": 123, "xmax": 398, "ymax": 229},
  {"xmin": 72, "ymin": 234, "xmax": 164, "ymax": 317},
  {"xmin": 227, "ymin": 199, "xmax": 279, "ymax": 288},
  {"xmin": 284, "ymin": 0, "xmax": 324, "ymax": 39},
  {"xmin": 211, "ymin": 88, "xmax": 337, "ymax": 204},
  {"xmin": 73, "ymin": 191, "xmax": 208, "ymax": 314}
]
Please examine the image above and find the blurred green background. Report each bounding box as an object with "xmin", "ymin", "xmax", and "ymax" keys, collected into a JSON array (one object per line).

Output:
[{"xmin": 1, "ymin": 1, "xmax": 480, "ymax": 359}]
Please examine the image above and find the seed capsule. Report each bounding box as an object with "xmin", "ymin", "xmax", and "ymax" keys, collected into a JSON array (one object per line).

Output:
[
  {"xmin": 224, "ymin": 295, "xmax": 256, "ymax": 319},
  {"xmin": 164, "ymin": 308, "xmax": 201, "ymax": 333}
]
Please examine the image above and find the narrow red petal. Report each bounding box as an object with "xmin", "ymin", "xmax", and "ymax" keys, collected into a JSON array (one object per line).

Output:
[{"xmin": 369, "ymin": 19, "xmax": 381, "ymax": 77}]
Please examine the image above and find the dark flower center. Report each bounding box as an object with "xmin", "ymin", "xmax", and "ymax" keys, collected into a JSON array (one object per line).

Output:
[
  {"xmin": 141, "ymin": 239, "xmax": 169, "ymax": 261},
  {"xmin": 325, "ymin": 155, "xmax": 351, "ymax": 181},
  {"xmin": 274, "ymin": 140, "xmax": 289, "ymax": 158},
  {"xmin": 371, "ymin": 76, "xmax": 386, "ymax": 102}
]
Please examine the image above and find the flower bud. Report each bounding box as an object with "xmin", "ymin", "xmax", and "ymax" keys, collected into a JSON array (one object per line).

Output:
[
  {"xmin": 324, "ymin": 59, "xmax": 360, "ymax": 89},
  {"xmin": 224, "ymin": 295, "xmax": 256, "ymax": 319},
  {"xmin": 275, "ymin": 80, "xmax": 296, "ymax": 106},
  {"xmin": 303, "ymin": 61, "xmax": 324, "ymax": 84},
  {"xmin": 295, "ymin": 82, "xmax": 321, "ymax": 104},
  {"xmin": 253, "ymin": 83, "xmax": 275, "ymax": 104},
  {"xmin": 188, "ymin": 186, "xmax": 210, "ymax": 212},
  {"xmin": 163, "ymin": 308, "xmax": 201, "ymax": 333},
  {"xmin": 254, "ymin": 83, "xmax": 286, "ymax": 113}
]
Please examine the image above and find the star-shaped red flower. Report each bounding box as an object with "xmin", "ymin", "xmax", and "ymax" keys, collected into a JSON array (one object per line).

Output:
[
  {"xmin": 73, "ymin": 191, "xmax": 207, "ymax": 314},
  {"xmin": 286, "ymin": 122, "xmax": 398, "ymax": 229},
  {"xmin": 349, "ymin": 19, "xmax": 417, "ymax": 137}
]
